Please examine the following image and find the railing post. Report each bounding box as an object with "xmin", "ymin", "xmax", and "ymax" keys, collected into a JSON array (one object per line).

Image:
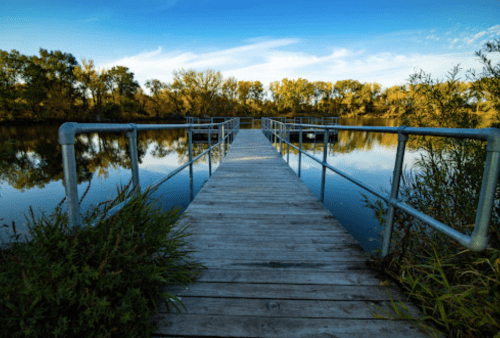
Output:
[
  {"xmin": 218, "ymin": 123, "xmax": 222, "ymax": 162},
  {"xmin": 382, "ymin": 127, "xmax": 408, "ymax": 257},
  {"xmin": 59, "ymin": 122, "xmax": 80, "ymax": 229},
  {"xmin": 222, "ymin": 123, "xmax": 226, "ymax": 157},
  {"xmin": 279, "ymin": 123, "xmax": 283, "ymax": 155},
  {"xmin": 298, "ymin": 124, "xmax": 303, "ymax": 178},
  {"xmin": 208, "ymin": 125, "xmax": 212, "ymax": 177},
  {"xmin": 127, "ymin": 124, "xmax": 140, "ymax": 194},
  {"xmin": 188, "ymin": 126, "xmax": 194, "ymax": 202},
  {"xmin": 286, "ymin": 123, "xmax": 290, "ymax": 164},
  {"xmin": 61, "ymin": 143, "xmax": 80, "ymax": 228},
  {"xmin": 320, "ymin": 127, "xmax": 329, "ymax": 203}
]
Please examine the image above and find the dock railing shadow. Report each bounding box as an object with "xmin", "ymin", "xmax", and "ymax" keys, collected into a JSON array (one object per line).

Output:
[
  {"xmin": 58, "ymin": 118, "xmax": 240, "ymax": 229},
  {"xmin": 262, "ymin": 117, "xmax": 500, "ymax": 257}
]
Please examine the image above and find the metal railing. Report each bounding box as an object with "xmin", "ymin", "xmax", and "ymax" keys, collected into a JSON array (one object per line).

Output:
[
  {"xmin": 262, "ymin": 117, "xmax": 500, "ymax": 256},
  {"xmin": 59, "ymin": 118, "xmax": 240, "ymax": 229},
  {"xmin": 186, "ymin": 116, "xmax": 258, "ymax": 127}
]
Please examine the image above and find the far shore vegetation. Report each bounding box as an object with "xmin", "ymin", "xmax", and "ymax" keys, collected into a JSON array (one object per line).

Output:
[
  {"xmin": 0, "ymin": 41, "xmax": 498, "ymax": 125},
  {"xmin": 1, "ymin": 40, "xmax": 500, "ymax": 337}
]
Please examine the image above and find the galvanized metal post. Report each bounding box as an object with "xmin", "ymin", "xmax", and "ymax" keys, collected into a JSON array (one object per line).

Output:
[
  {"xmin": 279, "ymin": 123, "xmax": 283, "ymax": 155},
  {"xmin": 286, "ymin": 123, "xmax": 290, "ymax": 164},
  {"xmin": 298, "ymin": 125, "xmax": 303, "ymax": 178},
  {"xmin": 127, "ymin": 124, "xmax": 140, "ymax": 194},
  {"xmin": 61, "ymin": 143, "xmax": 80, "ymax": 228},
  {"xmin": 218, "ymin": 123, "xmax": 222, "ymax": 162},
  {"xmin": 188, "ymin": 126, "xmax": 194, "ymax": 202},
  {"xmin": 222, "ymin": 123, "xmax": 226, "ymax": 157},
  {"xmin": 382, "ymin": 128, "xmax": 408, "ymax": 257},
  {"xmin": 208, "ymin": 125, "xmax": 212, "ymax": 176},
  {"xmin": 471, "ymin": 147, "xmax": 500, "ymax": 250},
  {"xmin": 320, "ymin": 127, "xmax": 329, "ymax": 203},
  {"xmin": 59, "ymin": 122, "xmax": 80, "ymax": 228}
]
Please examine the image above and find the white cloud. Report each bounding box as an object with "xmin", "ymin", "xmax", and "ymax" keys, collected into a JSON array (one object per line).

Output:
[
  {"xmin": 474, "ymin": 31, "xmax": 487, "ymax": 39},
  {"xmin": 451, "ymin": 38, "xmax": 459, "ymax": 44},
  {"xmin": 101, "ymin": 37, "xmax": 500, "ymax": 94}
]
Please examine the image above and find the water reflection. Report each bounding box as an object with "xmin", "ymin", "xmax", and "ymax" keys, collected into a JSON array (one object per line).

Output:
[{"xmin": 0, "ymin": 117, "xmax": 423, "ymax": 252}]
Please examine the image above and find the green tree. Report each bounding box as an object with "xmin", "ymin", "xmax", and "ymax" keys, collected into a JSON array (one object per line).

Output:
[
  {"xmin": 32, "ymin": 49, "xmax": 80, "ymax": 118},
  {"xmin": 144, "ymin": 79, "xmax": 166, "ymax": 118},
  {"xmin": 0, "ymin": 50, "xmax": 26, "ymax": 119}
]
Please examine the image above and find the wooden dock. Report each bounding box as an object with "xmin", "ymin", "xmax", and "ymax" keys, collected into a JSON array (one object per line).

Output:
[{"xmin": 152, "ymin": 129, "xmax": 431, "ymax": 337}]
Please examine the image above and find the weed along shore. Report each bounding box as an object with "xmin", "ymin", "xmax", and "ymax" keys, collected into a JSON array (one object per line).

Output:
[{"xmin": 0, "ymin": 185, "xmax": 207, "ymax": 337}]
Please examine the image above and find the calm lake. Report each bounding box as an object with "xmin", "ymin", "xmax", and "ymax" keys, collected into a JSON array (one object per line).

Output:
[{"xmin": 0, "ymin": 117, "xmax": 426, "ymax": 253}]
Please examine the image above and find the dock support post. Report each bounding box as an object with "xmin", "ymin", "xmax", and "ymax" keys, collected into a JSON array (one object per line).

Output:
[
  {"xmin": 382, "ymin": 129, "xmax": 408, "ymax": 257},
  {"xmin": 286, "ymin": 123, "xmax": 290, "ymax": 164},
  {"xmin": 188, "ymin": 126, "xmax": 194, "ymax": 202},
  {"xmin": 320, "ymin": 127, "xmax": 329, "ymax": 203},
  {"xmin": 208, "ymin": 125, "xmax": 212, "ymax": 176},
  {"xmin": 298, "ymin": 125, "xmax": 303, "ymax": 178}
]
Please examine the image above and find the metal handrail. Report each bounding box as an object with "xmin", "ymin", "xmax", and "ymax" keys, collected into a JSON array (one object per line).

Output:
[
  {"xmin": 59, "ymin": 118, "xmax": 240, "ymax": 228},
  {"xmin": 261, "ymin": 117, "xmax": 500, "ymax": 256}
]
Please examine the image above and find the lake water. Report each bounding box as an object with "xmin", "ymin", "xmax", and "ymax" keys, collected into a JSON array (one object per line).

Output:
[{"xmin": 0, "ymin": 118, "xmax": 425, "ymax": 253}]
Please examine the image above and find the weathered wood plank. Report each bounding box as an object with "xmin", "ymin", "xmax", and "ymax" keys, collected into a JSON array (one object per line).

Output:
[
  {"xmin": 152, "ymin": 314, "xmax": 430, "ymax": 338},
  {"xmin": 154, "ymin": 297, "xmax": 422, "ymax": 319},
  {"xmin": 184, "ymin": 241, "xmax": 364, "ymax": 253},
  {"xmin": 192, "ymin": 268, "xmax": 381, "ymax": 285},
  {"xmin": 160, "ymin": 282, "xmax": 405, "ymax": 301},
  {"xmin": 187, "ymin": 249, "xmax": 368, "ymax": 261},
  {"xmin": 181, "ymin": 234, "xmax": 358, "ymax": 245}
]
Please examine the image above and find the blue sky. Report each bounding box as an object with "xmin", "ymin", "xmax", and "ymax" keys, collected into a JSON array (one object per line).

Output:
[{"xmin": 2, "ymin": 0, "xmax": 500, "ymax": 92}]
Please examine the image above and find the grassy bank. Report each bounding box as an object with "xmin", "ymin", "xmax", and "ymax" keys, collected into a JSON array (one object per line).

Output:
[{"xmin": 0, "ymin": 184, "xmax": 205, "ymax": 338}]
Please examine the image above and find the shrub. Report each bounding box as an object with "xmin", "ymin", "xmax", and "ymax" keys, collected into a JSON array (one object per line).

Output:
[{"xmin": 0, "ymin": 184, "xmax": 205, "ymax": 338}]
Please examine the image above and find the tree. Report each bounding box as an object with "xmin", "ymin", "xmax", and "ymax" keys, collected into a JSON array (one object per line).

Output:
[
  {"xmin": 172, "ymin": 69, "xmax": 226, "ymax": 116},
  {"xmin": 468, "ymin": 39, "xmax": 500, "ymax": 125},
  {"xmin": 0, "ymin": 50, "xmax": 26, "ymax": 119},
  {"xmin": 144, "ymin": 79, "xmax": 166, "ymax": 118},
  {"xmin": 32, "ymin": 49, "xmax": 80, "ymax": 118},
  {"xmin": 73, "ymin": 59, "xmax": 111, "ymax": 121}
]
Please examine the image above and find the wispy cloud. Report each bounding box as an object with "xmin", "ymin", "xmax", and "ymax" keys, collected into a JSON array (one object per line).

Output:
[{"xmin": 102, "ymin": 36, "xmax": 500, "ymax": 94}]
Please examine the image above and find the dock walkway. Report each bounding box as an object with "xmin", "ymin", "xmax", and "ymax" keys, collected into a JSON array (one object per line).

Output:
[{"xmin": 152, "ymin": 129, "xmax": 430, "ymax": 337}]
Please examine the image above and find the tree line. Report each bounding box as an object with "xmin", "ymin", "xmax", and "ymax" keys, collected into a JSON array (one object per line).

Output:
[{"xmin": 1, "ymin": 43, "xmax": 499, "ymax": 123}]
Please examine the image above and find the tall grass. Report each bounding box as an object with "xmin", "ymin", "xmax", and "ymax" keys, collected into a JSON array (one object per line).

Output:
[{"xmin": 0, "ymin": 183, "xmax": 206, "ymax": 338}]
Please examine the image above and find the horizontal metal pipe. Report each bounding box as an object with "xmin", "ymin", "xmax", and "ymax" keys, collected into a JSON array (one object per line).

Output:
[
  {"xmin": 273, "ymin": 121, "xmax": 493, "ymax": 141},
  {"xmin": 394, "ymin": 200, "xmax": 472, "ymax": 247},
  {"xmin": 287, "ymin": 142, "xmax": 390, "ymax": 202}
]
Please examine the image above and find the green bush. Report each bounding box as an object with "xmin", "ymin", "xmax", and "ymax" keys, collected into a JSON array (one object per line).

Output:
[{"xmin": 0, "ymin": 185, "xmax": 206, "ymax": 338}]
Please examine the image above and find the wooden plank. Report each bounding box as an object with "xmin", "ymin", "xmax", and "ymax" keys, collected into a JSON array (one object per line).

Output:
[
  {"xmin": 160, "ymin": 282, "xmax": 405, "ymax": 301},
  {"xmin": 154, "ymin": 297, "xmax": 422, "ymax": 319},
  {"xmin": 152, "ymin": 314, "xmax": 430, "ymax": 338},
  {"xmin": 173, "ymin": 228, "xmax": 352, "ymax": 237},
  {"xmin": 180, "ymin": 234, "xmax": 358, "ymax": 245},
  {"xmin": 182, "ymin": 259, "xmax": 370, "ymax": 271},
  {"xmin": 192, "ymin": 268, "xmax": 381, "ymax": 285},
  {"xmin": 187, "ymin": 249, "xmax": 368, "ymax": 261},
  {"xmin": 184, "ymin": 241, "xmax": 364, "ymax": 253}
]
